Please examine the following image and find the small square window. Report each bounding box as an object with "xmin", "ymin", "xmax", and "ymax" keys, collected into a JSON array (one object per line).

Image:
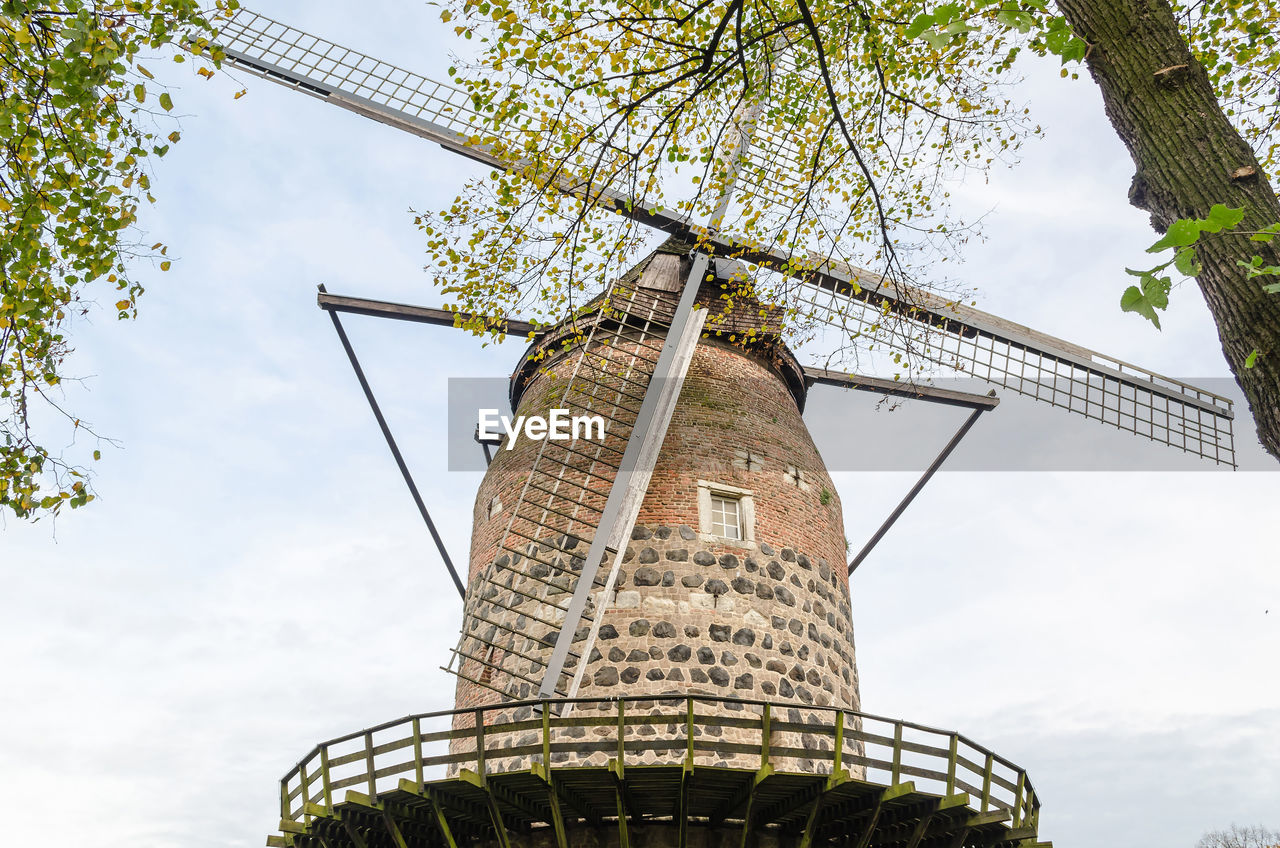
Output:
[
  {"xmin": 710, "ymin": 494, "xmax": 742, "ymax": 540},
  {"xmin": 697, "ymin": 480, "xmax": 754, "ymax": 543}
]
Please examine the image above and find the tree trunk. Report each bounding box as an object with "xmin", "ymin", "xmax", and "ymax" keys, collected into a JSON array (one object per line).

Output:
[{"xmin": 1055, "ymin": 0, "xmax": 1280, "ymax": 463}]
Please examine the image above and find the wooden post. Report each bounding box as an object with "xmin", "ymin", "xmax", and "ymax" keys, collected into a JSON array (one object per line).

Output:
[
  {"xmin": 833, "ymin": 711, "xmax": 844, "ymax": 774},
  {"xmin": 686, "ymin": 698, "xmax": 695, "ymax": 766},
  {"xmin": 365, "ymin": 731, "xmax": 377, "ymax": 797},
  {"xmin": 475, "ymin": 709, "xmax": 487, "ymax": 782},
  {"xmin": 298, "ymin": 761, "xmax": 310, "ymax": 824},
  {"xmin": 616, "ymin": 700, "xmax": 627, "ymax": 766},
  {"xmin": 542, "ymin": 703, "xmax": 553, "ymax": 767},
  {"xmin": 280, "ymin": 775, "xmax": 291, "ymax": 822},
  {"xmin": 980, "ymin": 752, "xmax": 994, "ymax": 812},
  {"xmin": 891, "ymin": 722, "xmax": 903, "ymax": 785},
  {"xmin": 320, "ymin": 747, "xmax": 334, "ymax": 810},
  {"xmin": 1012, "ymin": 771, "xmax": 1025, "ymax": 826},
  {"xmin": 412, "ymin": 717, "xmax": 424, "ymax": 788},
  {"xmin": 946, "ymin": 734, "xmax": 958, "ymax": 795},
  {"xmin": 760, "ymin": 704, "xmax": 771, "ymax": 769}
]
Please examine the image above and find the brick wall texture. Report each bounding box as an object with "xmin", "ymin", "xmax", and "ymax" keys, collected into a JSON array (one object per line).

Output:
[{"xmin": 459, "ymin": 339, "xmax": 857, "ymax": 699}]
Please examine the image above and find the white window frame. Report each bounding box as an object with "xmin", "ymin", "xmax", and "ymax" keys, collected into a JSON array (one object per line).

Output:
[
  {"xmin": 697, "ymin": 480, "xmax": 755, "ymax": 544},
  {"xmin": 709, "ymin": 493, "xmax": 743, "ymax": 540}
]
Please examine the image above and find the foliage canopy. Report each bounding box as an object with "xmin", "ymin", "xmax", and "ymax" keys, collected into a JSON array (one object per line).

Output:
[
  {"xmin": 0, "ymin": 0, "xmax": 236, "ymax": 519},
  {"xmin": 422, "ymin": 0, "xmax": 1280, "ymax": 455}
]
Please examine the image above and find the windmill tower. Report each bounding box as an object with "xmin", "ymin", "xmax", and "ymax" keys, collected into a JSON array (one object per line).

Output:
[
  {"xmin": 455, "ymin": 242, "xmax": 856, "ymax": 718},
  {"xmin": 218, "ymin": 9, "xmax": 1241, "ymax": 848}
]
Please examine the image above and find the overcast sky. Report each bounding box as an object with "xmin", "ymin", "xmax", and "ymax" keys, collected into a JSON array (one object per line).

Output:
[{"xmin": 2, "ymin": 3, "xmax": 1277, "ymax": 847}]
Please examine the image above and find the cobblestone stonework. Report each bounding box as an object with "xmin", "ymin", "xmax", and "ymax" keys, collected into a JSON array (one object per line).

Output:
[{"xmin": 453, "ymin": 265, "xmax": 860, "ymax": 776}]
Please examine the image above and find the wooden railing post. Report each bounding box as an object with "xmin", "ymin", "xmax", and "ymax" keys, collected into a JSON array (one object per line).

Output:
[
  {"xmin": 760, "ymin": 703, "xmax": 771, "ymax": 769},
  {"xmin": 685, "ymin": 698, "xmax": 695, "ymax": 765},
  {"xmin": 832, "ymin": 711, "xmax": 844, "ymax": 774},
  {"xmin": 320, "ymin": 746, "xmax": 333, "ymax": 810},
  {"xmin": 616, "ymin": 699, "xmax": 626, "ymax": 766},
  {"xmin": 891, "ymin": 722, "xmax": 903, "ymax": 785},
  {"xmin": 365, "ymin": 731, "xmax": 377, "ymax": 797},
  {"xmin": 946, "ymin": 734, "xmax": 958, "ymax": 795},
  {"xmin": 412, "ymin": 717, "xmax": 424, "ymax": 787},
  {"xmin": 1012, "ymin": 771, "xmax": 1025, "ymax": 826},
  {"xmin": 475, "ymin": 709, "xmax": 487, "ymax": 781},
  {"xmin": 981, "ymin": 752, "xmax": 994, "ymax": 812},
  {"xmin": 280, "ymin": 775, "xmax": 291, "ymax": 822},
  {"xmin": 542, "ymin": 702, "xmax": 552, "ymax": 767},
  {"xmin": 298, "ymin": 761, "xmax": 310, "ymax": 823}
]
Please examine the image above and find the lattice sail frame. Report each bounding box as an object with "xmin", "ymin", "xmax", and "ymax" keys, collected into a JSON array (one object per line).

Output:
[
  {"xmin": 218, "ymin": 10, "xmax": 480, "ymax": 139},
  {"xmin": 217, "ymin": 6, "xmax": 1237, "ymax": 466},
  {"xmin": 783, "ymin": 265, "xmax": 1236, "ymax": 463}
]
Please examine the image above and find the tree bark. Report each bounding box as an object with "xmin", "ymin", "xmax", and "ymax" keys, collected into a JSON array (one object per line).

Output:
[{"xmin": 1055, "ymin": 0, "xmax": 1280, "ymax": 463}]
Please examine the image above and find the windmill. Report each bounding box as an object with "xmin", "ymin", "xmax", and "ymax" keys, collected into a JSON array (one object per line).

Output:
[{"xmin": 214, "ymin": 9, "xmax": 1236, "ymax": 848}]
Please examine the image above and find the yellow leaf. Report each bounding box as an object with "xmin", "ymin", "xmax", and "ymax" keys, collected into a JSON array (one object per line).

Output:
[
  {"xmin": 160, "ymin": 261, "xmax": 171, "ymax": 271},
  {"xmin": 115, "ymin": 300, "xmax": 131, "ymax": 310}
]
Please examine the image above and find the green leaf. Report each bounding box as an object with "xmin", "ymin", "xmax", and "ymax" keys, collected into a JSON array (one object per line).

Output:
[
  {"xmin": 1174, "ymin": 246, "xmax": 1201, "ymax": 276},
  {"xmin": 904, "ymin": 13, "xmax": 935, "ymax": 39},
  {"xmin": 1120, "ymin": 272, "xmax": 1171, "ymax": 329},
  {"xmin": 1201, "ymin": 203, "xmax": 1245, "ymax": 233},
  {"xmin": 922, "ymin": 31, "xmax": 952, "ymax": 50},
  {"xmin": 1148, "ymin": 218, "xmax": 1202, "ymax": 252},
  {"xmin": 158, "ymin": 91, "xmax": 173, "ymax": 111},
  {"xmin": 1249, "ymin": 222, "xmax": 1280, "ymax": 243},
  {"xmin": 1245, "ymin": 349, "xmax": 1259, "ymax": 369}
]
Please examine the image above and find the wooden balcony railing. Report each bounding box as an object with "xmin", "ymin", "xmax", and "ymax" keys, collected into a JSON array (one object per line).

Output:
[{"xmin": 278, "ymin": 695, "xmax": 1041, "ymax": 835}]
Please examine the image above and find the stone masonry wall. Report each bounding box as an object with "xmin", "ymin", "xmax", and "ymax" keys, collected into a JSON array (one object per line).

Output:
[{"xmin": 452, "ymin": 296, "xmax": 861, "ymax": 776}]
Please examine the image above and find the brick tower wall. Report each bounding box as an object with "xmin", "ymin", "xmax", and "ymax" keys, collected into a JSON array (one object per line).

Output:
[{"xmin": 458, "ymin": 335, "xmax": 859, "ymax": 722}]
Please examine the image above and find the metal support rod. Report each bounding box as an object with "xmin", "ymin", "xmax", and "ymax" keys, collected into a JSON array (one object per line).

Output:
[
  {"xmin": 848, "ymin": 404, "xmax": 990, "ymax": 575},
  {"xmin": 317, "ymin": 284, "xmax": 466, "ymax": 598},
  {"xmin": 474, "ymin": 424, "xmax": 496, "ymax": 466}
]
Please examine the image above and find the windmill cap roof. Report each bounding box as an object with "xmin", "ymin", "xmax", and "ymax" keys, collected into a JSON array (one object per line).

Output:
[{"xmin": 509, "ymin": 239, "xmax": 808, "ymax": 411}]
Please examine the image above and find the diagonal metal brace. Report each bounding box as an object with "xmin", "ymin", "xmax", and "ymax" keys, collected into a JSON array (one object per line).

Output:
[{"xmin": 317, "ymin": 284, "xmax": 465, "ymax": 598}]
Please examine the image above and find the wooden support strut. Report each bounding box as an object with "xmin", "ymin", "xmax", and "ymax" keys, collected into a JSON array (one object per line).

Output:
[
  {"xmin": 677, "ymin": 697, "xmax": 695, "ymax": 848},
  {"xmin": 425, "ymin": 792, "xmax": 460, "ymax": 848},
  {"xmin": 854, "ymin": 783, "xmax": 916, "ymax": 848},
  {"xmin": 609, "ymin": 759, "xmax": 631, "ymax": 848},
  {"xmin": 380, "ymin": 811, "xmax": 411, "ymax": 848}
]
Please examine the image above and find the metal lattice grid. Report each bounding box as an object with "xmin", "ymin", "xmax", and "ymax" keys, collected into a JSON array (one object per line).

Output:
[
  {"xmin": 218, "ymin": 9, "xmax": 479, "ymax": 135},
  {"xmin": 446, "ymin": 282, "xmax": 687, "ymax": 701},
  {"xmin": 785, "ymin": 265, "xmax": 1236, "ymax": 465},
  {"xmin": 219, "ymin": 6, "xmax": 1237, "ymax": 467}
]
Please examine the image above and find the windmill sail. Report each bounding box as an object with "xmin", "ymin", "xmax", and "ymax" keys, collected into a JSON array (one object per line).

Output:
[{"xmin": 215, "ymin": 7, "xmax": 1237, "ymax": 467}]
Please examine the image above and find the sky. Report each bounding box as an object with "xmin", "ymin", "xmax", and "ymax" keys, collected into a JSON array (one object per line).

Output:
[{"xmin": 2, "ymin": 3, "xmax": 1278, "ymax": 847}]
